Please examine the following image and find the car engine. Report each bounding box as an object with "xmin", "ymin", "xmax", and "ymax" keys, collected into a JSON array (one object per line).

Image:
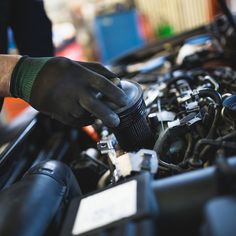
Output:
[
  {"xmin": 60, "ymin": 5, "xmax": 236, "ymax": 235},
  {"xmin": 1, "ymin": 1, "xmax": 236, "ymax": 236},
  {"xmin": 90, "ymin": 12, "xmax": 236, "ymax": 183}
]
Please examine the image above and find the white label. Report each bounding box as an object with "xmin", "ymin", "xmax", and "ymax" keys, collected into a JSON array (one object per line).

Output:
[{"xmin": 72, "ymin": 180, "xmax": 137, "ymax": 235}]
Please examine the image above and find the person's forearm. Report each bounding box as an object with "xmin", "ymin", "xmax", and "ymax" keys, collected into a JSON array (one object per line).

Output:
[{"xmin": 0, "ymin": 55, "xmax": 21, "ymax": 97}]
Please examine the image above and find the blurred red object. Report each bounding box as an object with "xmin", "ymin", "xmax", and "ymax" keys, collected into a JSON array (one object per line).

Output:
[
  {"xmin": 3, "ymin": 98, "xmax": 29, "ymax": 122},
  {"xmin": 82, "ymin": 125, "xmax": 100, "ymax": 142},
  {"xmin": 138, "ymin": 12, "xmax": 155, "ymax": 42}
]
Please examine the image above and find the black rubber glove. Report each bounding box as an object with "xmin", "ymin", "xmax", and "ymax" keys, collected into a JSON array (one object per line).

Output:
[{"xmin": 10, "ymin": 56, "xmax": 128, "ymax": 127}]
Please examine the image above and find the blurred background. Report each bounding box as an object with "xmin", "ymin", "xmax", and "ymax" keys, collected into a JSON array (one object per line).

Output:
[
  {"xmin": 3, "ymin": 0, "xmax": 235, "ymax": 122},
  {"xmin": 44, "ymin": 0, "xmax": 212, "ymax": 62}
]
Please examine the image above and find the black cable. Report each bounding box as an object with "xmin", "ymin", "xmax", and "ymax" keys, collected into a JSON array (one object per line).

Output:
[
  {"xmin": 198, "ymin": 89, "xmax": 222, "ymax": 106},
  {"xmin": 191, "ymin": 131, "xmax": 236, "ymax": 164},
  {"xmin": 206, "ymin": 106, "xmax": 221, "ymax": 139},
  {"xmin": 159, "ymin": 159, "xmax": 184, "ymax": 172},
  {"xmin": 200, "ymin": 129, "xmax": 236, "ymax": 161},
  {"xmin": 183, "ymin": 133, "xmax": 193, "ymax": 161}
]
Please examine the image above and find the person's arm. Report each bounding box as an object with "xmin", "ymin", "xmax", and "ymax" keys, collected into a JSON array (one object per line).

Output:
[
  {"xmin": 4, "ymin": 55, "xmax": 127, "ymax": 127},
  {"xmin": 0, "ymin": 55, "xmax": 21, "ymax": 96}
]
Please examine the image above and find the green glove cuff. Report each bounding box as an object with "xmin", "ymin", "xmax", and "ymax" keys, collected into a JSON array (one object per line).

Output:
[{"xmin": 10, "ymin": 56, "xmax": 51, "ymax": 102}]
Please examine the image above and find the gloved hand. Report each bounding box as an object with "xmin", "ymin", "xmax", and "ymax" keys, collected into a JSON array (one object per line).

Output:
[{"xmin": 10, "ymin": 56, "xmax": 128, "ymax": 127}]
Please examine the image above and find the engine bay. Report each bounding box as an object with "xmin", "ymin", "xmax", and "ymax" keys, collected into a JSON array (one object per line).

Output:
[
  {"xmin": 76, "ymin": 12, "xmax": 236, "ymax": 186},
  {"xmin": 1, "ymin": 2, "xmax": 236, "ymax": 236}
]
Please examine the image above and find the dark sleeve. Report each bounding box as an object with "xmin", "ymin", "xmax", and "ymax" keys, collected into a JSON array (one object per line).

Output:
[
  {"xmin": 0, "ymin": 0, "xmax": 10, "ymax": 53},
  {"xmin": 0, "ymin": 0, "xmax": 10, "ymax": 111},
  {"xmin": 9, "ymin": 0, "xmax": 54, "ymax": 57}
]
